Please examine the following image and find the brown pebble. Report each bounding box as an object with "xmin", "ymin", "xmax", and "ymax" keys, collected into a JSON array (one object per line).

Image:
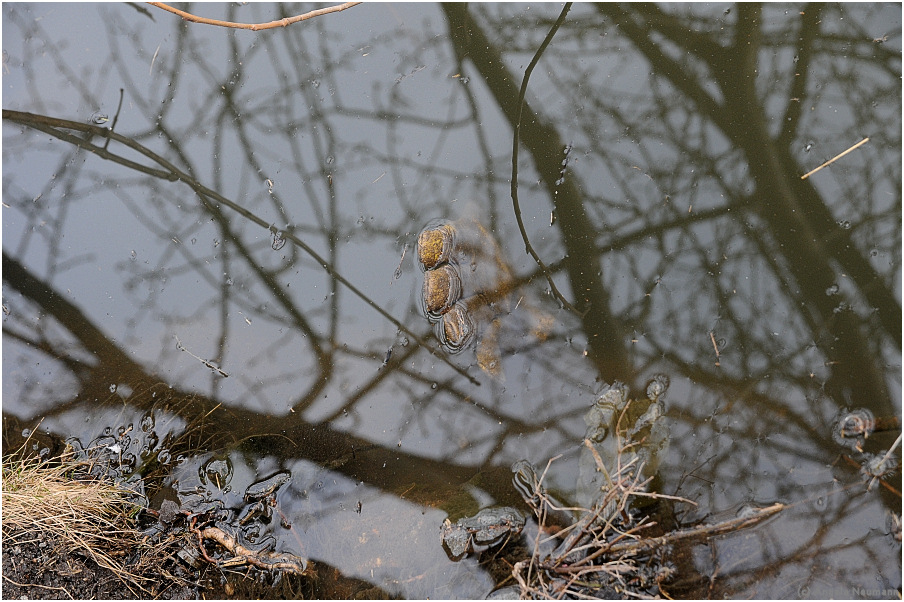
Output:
[
  {"xmin": 417, "ymin": 223, "xmax": 454, "ymax": 269},
  {"xmin": 423, "ymin": 264, "xmax": 462, "ymax": 317}
]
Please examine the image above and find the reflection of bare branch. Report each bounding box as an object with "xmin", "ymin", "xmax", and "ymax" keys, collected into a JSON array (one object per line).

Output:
[
  {"xmin": 3, "ymin": 5, "xmax": 898, "ymax": 594},
  {"xmin": 509, "ymin": 2, "xmax": 582, "ymax": 317},
  {"xmin": 148, "ymin": 2, "xmax": 360, "ymax": 31},
  {"xmin": 595, "ymin": 4, "xmax": 898, "ymax": 414},
  {"xmin": 3, "ymin": 253, "xmax": 522, "ymax": 509},
  {"xmin": 3, "ymin": 252, "xmax": 152, "ymax": 389},
  {"xmin": 443, "ymin": 4, "xmax": 635, "ymax": 385},
  {"xmin": 2, "ymin": 109, "xmax": 479, "ymax": 388}
]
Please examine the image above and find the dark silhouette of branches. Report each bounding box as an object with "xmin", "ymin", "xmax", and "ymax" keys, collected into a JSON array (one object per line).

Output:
[
  {"xmin": 2, "ymin": 251, "xmax": 519, "ymax": 509},
  {"xmin": 2, "ymin": 3, "xmax": 899, "ymax": 597},
  {"xmin": 443, "ymin": 3, "xmax": 635, "ymax": 386},
  {"xmin": 2, "ymin": 108, "xmax": 479, "ymax": 389}
]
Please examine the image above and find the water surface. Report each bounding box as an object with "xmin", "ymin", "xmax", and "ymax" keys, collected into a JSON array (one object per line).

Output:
[{"xmin": 3, "ymin": 3, "xmax": 900, "ymax": 598}]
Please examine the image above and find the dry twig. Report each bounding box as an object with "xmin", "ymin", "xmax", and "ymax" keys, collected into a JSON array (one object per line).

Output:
[
  {"xmin": 512, "ymin": 424, "xmax": 782, "ymax": 599},
  {"xmin": 800, "ymin": 137, "xmax": 869, "ymax": 179},
  {"xmin": 147, "ymin": 2, "xmax": 361, "ymax": 31},
  {"xmin": 196, "ymin": 526, "xmax": 312, "ymax": 575}
]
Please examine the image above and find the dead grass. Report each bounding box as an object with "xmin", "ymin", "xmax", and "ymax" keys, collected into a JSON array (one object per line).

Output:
[{"xmin": 2, "ymin": 441, "xmax": 167, "ymax": 596}]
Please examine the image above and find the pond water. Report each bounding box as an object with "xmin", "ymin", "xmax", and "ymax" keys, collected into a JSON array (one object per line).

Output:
[{"xmin": 2, "ymin": 3, "xmax": 901, "ymax": 599}]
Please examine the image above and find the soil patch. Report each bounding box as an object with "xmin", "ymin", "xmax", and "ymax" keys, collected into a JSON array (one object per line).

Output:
[{"xmin": 2, "ymin": 529, "xmax": 197, "ymax": 599}]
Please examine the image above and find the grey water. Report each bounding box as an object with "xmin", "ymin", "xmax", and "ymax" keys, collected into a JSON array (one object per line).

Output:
[{"xmin": 2, "ymin": 3, "xmax": 900, "ymax": 598}]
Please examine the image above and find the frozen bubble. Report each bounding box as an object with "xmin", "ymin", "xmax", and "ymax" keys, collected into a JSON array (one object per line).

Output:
[
  {"xmin": 832, "ymin": 407, "xmax": 875, "ymax": 449},
  {"xmin": 825, "ymin": 284, "xmax": 839, "ymax": 296},
  {"xmin": 200, "ymin": 456, "xmax": 233, "ymax": 487},
  {"xmin": 862, "ymin": 452, "xmax": 898, "ymax": 478},
  {"xmin": 645, "ymin": 374, "xmax": 671, "ymax": 402}
]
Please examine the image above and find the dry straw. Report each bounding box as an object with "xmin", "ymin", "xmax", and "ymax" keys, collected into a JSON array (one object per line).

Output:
[{"xmin": 2, "ymin": 440, "xmax": 170, "ymax": 595}]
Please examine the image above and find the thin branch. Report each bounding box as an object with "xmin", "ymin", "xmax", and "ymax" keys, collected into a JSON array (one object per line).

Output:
[
  {"xmin": 800, "ymin": 137, "xmax": 870, "ymax": 180},
  {"xmin": 605, "ymin": 503, "xmax": 785, "ymax": 556},
  {"xmin": 103, "ymin": 88, "xmax": 125, "ymax": 151},
  {"xmin": 147, "ymin": 2, "xmax": 360, "ymax": 31},
  {"xmin": 511, "ymin": 2, "xmax": 583, "ymax": 316}
]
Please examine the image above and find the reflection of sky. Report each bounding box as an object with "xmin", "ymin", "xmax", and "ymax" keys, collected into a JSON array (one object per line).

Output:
[
  {"xmin": 3, "ymin": 3, "xmax": 901, "ymax": 598},
  {"xmin": 2, "ymin": 2, "xmax": 603, "ymax": 442}
]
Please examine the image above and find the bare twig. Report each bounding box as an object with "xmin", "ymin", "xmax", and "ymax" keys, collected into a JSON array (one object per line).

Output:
[
  {"xmin": 800, "ymin": 137, "xmax": 869, "ymax": 179},
  {"xmin": 147, "ymin": 2, "xmax": 361, "ymax": 31},
  {"xmin": 103, "ymin": 88, "xmax": 124, "ymax": 151},
  {"xmin": 174, "ymin": 335, "xmax": 229, "ymax": 378},
  {"xmin": 605, "ymin": 503, "xmax": 784, "ymax": 556},
  {"xmin": 198, "ymin": 526, "xmax": 312, "ymax": 574},
  {"xmin": 709, "ymin": 331, "xmax": 721, "ymax": 366},
  {"xmin": 1, "ymin": 575, "xmax": 73, "ymax": 598}
]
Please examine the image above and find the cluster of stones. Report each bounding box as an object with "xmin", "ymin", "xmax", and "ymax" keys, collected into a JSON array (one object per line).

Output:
[{"xmin": 416, "ymin": 219, "xmax": 475, "ymax": 352}]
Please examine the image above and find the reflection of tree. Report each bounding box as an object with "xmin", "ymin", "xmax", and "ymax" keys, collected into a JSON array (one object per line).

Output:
[
  {"xmin": 3, "ymin": 2, "xmax": 900, "ymax": 596},
  {"xmin": 3, "ymin": 250, "xmax": 526, "ymax": 509},
  {"xmin": 451, "ymin": 3, "xmax": 899, "ymax": 411}
]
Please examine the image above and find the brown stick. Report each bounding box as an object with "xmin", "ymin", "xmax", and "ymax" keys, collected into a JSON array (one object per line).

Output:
[
  {"xmin": 199, "ymin": 527, "xmax": 312, "ymax": 574},
  {"xmin": 800, "ymin": 137, "xmax": 869, "ymax": 180},
  {"xmin": 147, "ymin": 2, "xmax": 361, "ymax": 31},
  {"xmin": 604, "ymin": 503, "xmax": 784, "ymax": 556}
]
